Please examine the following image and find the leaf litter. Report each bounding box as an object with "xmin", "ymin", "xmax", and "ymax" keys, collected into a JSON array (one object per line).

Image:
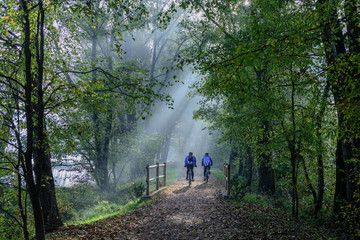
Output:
[{"xmin": 48, "ymin": 176, "xmax": 340, "ymax": 239}]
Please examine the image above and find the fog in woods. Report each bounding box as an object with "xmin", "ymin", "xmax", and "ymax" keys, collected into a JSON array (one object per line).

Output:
[
  {"xmin": 50, "ymin": 8, "xmax": 224, "ymax": 187},
  {"xmin": 1, "ymin": 1, "xmax": 232, "ymax": 235},
  {"xmin": 53, "ymin": 70, "xmax": 218, "ymax": 187},
  {"xmin": 4, "ymin": 1, "xmax": 357, "ymax": 239}
]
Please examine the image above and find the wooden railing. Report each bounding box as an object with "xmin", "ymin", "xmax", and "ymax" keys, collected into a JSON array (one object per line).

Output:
[
  {"xmin": 146, "ymin": 162, "xmax": 166, "ymax": 196},
  {"xmin": 223, "ymin": 163, "xmax": 231, "ymax": 196}
]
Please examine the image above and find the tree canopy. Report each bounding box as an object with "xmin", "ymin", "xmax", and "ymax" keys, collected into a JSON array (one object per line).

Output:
[{"xmin": 1, "ymin": 0, "xmax": 360, "ymax": 239}]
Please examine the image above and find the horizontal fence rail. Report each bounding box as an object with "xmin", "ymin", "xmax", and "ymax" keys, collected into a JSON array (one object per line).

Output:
[
  {"xmin": 224, "ymin": 163, "xmax": 231, "ymax": 196},
  {"xmin": 146, "ymin": 162, "xmax": 166, "ymax": 196}
]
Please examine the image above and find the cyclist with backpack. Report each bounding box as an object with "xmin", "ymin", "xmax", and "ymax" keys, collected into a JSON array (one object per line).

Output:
[
  {"xmin": 202, "ymin": 153, "xmax": 213, "ymax": 181},
  {"xmin": 184, "ymin": 152, "xmax": 197, "ymax": 181}
]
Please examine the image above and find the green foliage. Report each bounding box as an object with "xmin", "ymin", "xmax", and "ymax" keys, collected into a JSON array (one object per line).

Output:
[
  {"xmin": 242, "ymin": 193, "xmax": 272, "ymax": 208},
  {"xmin": 128, "ymin": 182, "xmax": 146, "ymax": 198},
  {"xmin": 93, "ymin": 201, "xmax": 121, "ymax": 215},
  {"xmin": 56, "ymin": 175, "xmax": 153, "ymax": 225},
  {"xmin": 163, "ymin": 163, "xmax": 180, "ymax": 185},
  {"xmin": 211, "ymin": 169, "xmax": 224, "ymax": 181},
  {"xmin": 230, "ymin": 175, "xmax": 247, "ymax": 201},
  {"xmin": 0, "ymin": 0, "xmax": 359, "ymax": 237},
  {"xmin": 67, "ymin": 198, "xmax": 145, "ymax": 226},
  {"xmin": 70, "ymin": 200, "xmax": 121, "ymax": 224},
  {"xmin": 56, "ymin": 188, "xmax": 76, "ymax": 222},
  {"xmin": 0, "ymin": 0, "xmax": 205, "ymax": 238},
  {"xmin": 177, "ymin": 0, "xmax": 351, "ymax": 222},
  {"xmin": 55, "ymin": 185, "xmax": 96, "ymax": 223},
  {"xmin": 126, "ymin": 133, "xmax": 164, "ymax": 180},
  {"xmin": 0, "ymin": 185, "xmax": 35, "ymax": 240}
]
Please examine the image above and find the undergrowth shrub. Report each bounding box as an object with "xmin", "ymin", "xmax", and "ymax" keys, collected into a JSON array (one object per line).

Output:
[
  {"xmin": 230, "ymin": 175, "xmax": 247, "ymax": 201},
  {"xmin": 128, "ymin": 181, "xmax": 145, "ymax": 198},
  {"xmin": 71, "ymin": 200, "xmax": 122, "ymax": 223},
  {"xmin": 94, "ymin": 200, "xmax": 121, "ymax": 213},
  {"xmin": 56, "ymin": 188, "xmax": 76, "ymax": 221},
  {"xmin": 0, "ymin": 186, "xmax": 35, "ymax": 239}
]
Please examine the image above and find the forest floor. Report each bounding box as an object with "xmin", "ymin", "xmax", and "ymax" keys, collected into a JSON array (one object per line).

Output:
[{"xmin": 48, "ymin": 174, "xmax": 345, "ymax": 240}]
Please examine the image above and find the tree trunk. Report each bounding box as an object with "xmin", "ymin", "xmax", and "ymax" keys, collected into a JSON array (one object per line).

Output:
[
  {"xmin": 21, "ymin": 0, "xmax": 46, "ymax": 238},
  {"xmin": 344, "ymin": 0, "xmax": 360, "ymax": 53},
  {"xmin": 301, "ymin": 156, "xmax": 317, "ymax": 209},
  {"xmin": 317, "ymin": 0, "xmax": 360, "ymax": 229},
  {"xmin": 90, "ymin": 24, "xmax": 110, "ymax": 191},
  {"xmin": 238, "ymin": 156, "xmax": 244, "ymax": 176},
  {"xmin": 33, "ymin": 0, "xmax": 62, "ymax": 231},
  {"xmin": 315, "ymin": 137, "xmax": 324, "ymax": 215},
  {"xmin": 334, "ymin": 139, "xmax": 347, "ymax": 215},
  {"xmin": 144, "ymin": 31, "xmax": 158, "ymax": 130},
  {"xmin": 338, "ymin": 111, "xmax": 355, "ymax": 203},
  {"xmin": 289, "ymin": 76, "xmax": 298, "ymax": 218},
  {"xmin": 161, "ymin": 134, "xmax": 171, "ymax": 163},
  {"xmin": 258, "ymin": 120, "xmax": 275, "ymax": 195},
  {"xmin": 229, "ymin": 147, "xmax": 242, "ymax": 175},
  {"xmin": 39, "ymin": 142, "xmax": 63, "ymax": 232},
  {"xmin": 244, "ymin": 147, "xmax": 253, "ymax": 189},
  {"xmin": 0, "ymin": 112, "xmax": 12, "ymax": 153},
  {"xmin": 92, "ymin": 105, "xmax": 112, "ymax": 192},
  {"xmin": 100, "ymin": 108, "xmax": 113, "ymax": 191},
  {"xmin": 28, "ymin": 187, "xmax": 45, "ymax": 240},
  {"xmin": 254, "ymin": 67, "xmax": 275, "ymax": 195},
  {"xmin": 17, "ymin": 158, "xmax": 29, "ymax": 240},
  {"xmin": 289, "ymin": 143, "xmax": 299, "ymax": 218},
  {"xmin": 235, "ymin": 148, "xmax": 245, "ymax": 176},
  {"xmin": 314, "ymin": 82, "xmax": 330, "ymax": 215},
  {"xmin": 127, "ymin": 112, "xmax": 137, "ymax": 131}
]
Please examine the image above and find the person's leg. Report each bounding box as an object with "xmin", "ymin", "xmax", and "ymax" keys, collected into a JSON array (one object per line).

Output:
[{"xmin": 186, "ymin": 166, "xmax": 189, "ymax": 180}]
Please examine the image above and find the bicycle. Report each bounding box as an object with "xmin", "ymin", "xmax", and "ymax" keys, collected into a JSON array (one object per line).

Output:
[
  {"xmin": 186, "ymin": 164, "xmax": 194, "ymax": 186},
  {"xmin": 188, "ymin": 168, "xmax": 192, "ymax": 186},
  {"xmin": 204, "ymin": 166, "xmax": 210, "ymax": 183}
]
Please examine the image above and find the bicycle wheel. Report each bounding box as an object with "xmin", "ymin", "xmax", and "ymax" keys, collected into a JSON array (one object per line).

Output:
[{"xmin": 188, "ymin": 170, "xmax": 192, "ymax": 186}]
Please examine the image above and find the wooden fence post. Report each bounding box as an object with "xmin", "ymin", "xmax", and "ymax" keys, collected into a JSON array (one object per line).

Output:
[
  {"xmin": 146, "ymin": 164, "xmax": 150, "ymax": 196},
  {"xmin": 163, "ymin": 162, "xmax": 166, "ymax": 186},
  {"xmin": 227, "ymin": 163, "xmax": 231, "ymax": 196},
  {"xmin": 156, "ymin": 162, "xmax": 159, "ymax": 190},
  {"xmin": 223, "ymin": 163, "xmax": 231, "ymax": 197},
  {"xmin": 224, "ymin": 163, "xmax": 227, "ymax": 191},
  {"xmin": 144, "ymin": 163, "xmax": 166, "ymax": 197}
]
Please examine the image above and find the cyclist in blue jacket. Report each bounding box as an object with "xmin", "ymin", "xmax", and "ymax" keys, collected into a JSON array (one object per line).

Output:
[
  {"xmin": 184, "ymin": 152, "xmax": 197, "ymax": 181},
  {"xmin": 202, "ymin": 153, "xmax": 213, "ymax": 181}
]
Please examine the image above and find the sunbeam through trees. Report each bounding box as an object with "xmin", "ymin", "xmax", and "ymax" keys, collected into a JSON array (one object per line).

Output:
[{"xmin": 0, "ymin": 0, "xmax": 359, "ymax": 239}]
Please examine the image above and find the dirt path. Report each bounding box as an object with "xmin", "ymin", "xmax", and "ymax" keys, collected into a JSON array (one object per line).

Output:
[{"xmin": 51, "ymin": 175, "xmax": 333, "ymax": 239}]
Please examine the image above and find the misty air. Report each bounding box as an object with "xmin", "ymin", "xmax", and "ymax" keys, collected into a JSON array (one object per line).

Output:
[{"xmin": 0, "ymin": 0, "xmax": 359, "ymax": 239}]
